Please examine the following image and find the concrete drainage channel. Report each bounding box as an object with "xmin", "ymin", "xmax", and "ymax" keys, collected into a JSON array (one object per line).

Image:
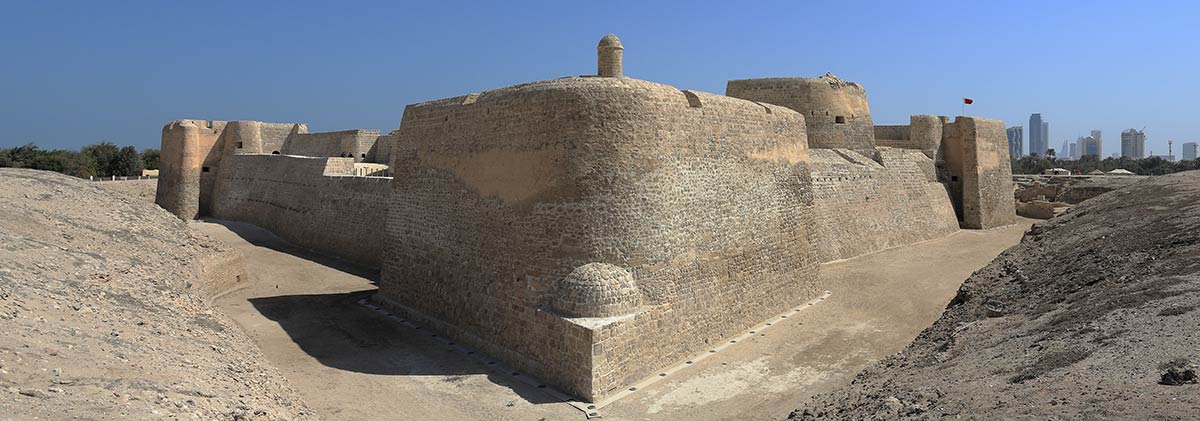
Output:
[{"xmin": 359, "ymin": 291, "xmax": 833, "ymax": 419}]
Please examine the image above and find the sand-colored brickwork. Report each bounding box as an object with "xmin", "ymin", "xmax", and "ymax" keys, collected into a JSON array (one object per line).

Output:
[
  {"xmin": 209, "ymin": 154, "xmax": 390, "ymax": 266},
  {"xmin": 378, "ymin": 75, "xmax": 821, "ymax": 400},
  {"xmin": 809, "ymin": 147, "xmax": 960, "ymax": 262},
  {"xmin": 727, "ymin": 74, "xmax": 877, "ymax": 159},
  {"xmin": 280, "ymin": 129, "xmax": 381, "ymax": 162}
]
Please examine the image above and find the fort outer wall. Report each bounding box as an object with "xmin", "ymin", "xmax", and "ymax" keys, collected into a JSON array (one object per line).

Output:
[
  {"xmin": 207, "ymin": 154, "xmax": 390, "ymax": 267},
  {"xmin": 280, "ymin": 129, "xmax": 382, "ymax": 162},
  {"xmin": 726, "ymin": 74, "xmax": 877, "ymax": 159},
  {"xmin": 942, "ymin": 116, "xmax": 1016, "ymax": 228},
  {"xmin": 876, "ymin": 115, "xmax": 1016, "ymax": 229},
  {"xmin": 377, "ymin": 77, "xmax": 823, "ymax": 401},
  {"xmin": 156, "ymin": 120, "xmax": 303, "ymax": 220},
  {"xmin": 808, "ymin": 147, "xmax": 960, "ymax": 262}
]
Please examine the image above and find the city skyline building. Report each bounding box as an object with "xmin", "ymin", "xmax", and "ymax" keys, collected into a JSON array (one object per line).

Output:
[
  {"xmin": 1082, "ymin": 135, "xmax": 1102, "ymax": 157},
  {"xmin": 1184, "ymin": 142, "xmax": 1198, "ymax": 160},
  {"xmin": 1122, "ymin": 128, "xmax": 1146, "ymax": 158},
  {"xmin": 1007, "ymin": 126, "xmax": 1023, "ymax": 158},
  {"xmin": 1029, "ymin": 113, "xmax": 1048, "ymax": 156}
]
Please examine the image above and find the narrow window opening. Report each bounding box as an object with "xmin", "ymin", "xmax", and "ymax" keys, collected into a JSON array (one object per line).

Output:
[
  {"xmin": 201, "ymin": 167, "xmax": 211, "ymax": 173},
  {"xmin": 235, "ymin": 141, "xmax": 244, "ymax": 148},
  {"xmin": 272, "ymin": 151, "xmax": 280, "ymax": 155},
  {"xmin": 835, "ymin": 116, "xmax": 846, "ymax": 124},
  {"xmin": 951, "ymin": 175, "xmax": 959, "ymax": 182},
  {"xmin": 361, "ymin": 153, "xmax": 366, "ymax": 158}
]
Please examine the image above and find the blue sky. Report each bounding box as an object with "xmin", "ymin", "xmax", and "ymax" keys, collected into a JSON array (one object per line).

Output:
[{"xmin": 2, "ymin": 0, "xmax": 1198, "ymax": 156}]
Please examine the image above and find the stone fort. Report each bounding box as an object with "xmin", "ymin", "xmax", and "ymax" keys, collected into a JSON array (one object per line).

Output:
[{"xmin": 155, "ymin": 34, "xmax": 1014, "ymax": 402}]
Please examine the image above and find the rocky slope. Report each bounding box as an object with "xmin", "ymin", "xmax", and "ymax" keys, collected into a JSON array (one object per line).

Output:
[
  {"xmin": 0, "ymin": 169, "xmax": 313, "ymax": 419},
  {"xmin": 794, "ymin": 171, "xmax": 1200, "ymax": 419}
]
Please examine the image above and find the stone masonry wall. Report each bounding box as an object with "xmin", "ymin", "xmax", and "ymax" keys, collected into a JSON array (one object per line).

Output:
[
  {"xmin": 809, "ymin": 147, "xmax": 960, "ymax": 262},
  {"xmin": 874, "ymin": 125, "xmax": 910, "ymax": 142},
  {"xmin": 209, "ymin": 154, "xmax": 389, "ymax": 267},
  {"xmin": 378, "ymin": 77, "xmax": 821, "ymax": 401},
  {"xmin": 942, "ymin": 117, "xmax": 1017, "ymax": 229},
  {"xmin": 280, "ymin": 129, "xmax": 382, "ymax": 162},
  {"xmin": 726, "ymin": 74, "xmax": 876, "ymax": 159}
]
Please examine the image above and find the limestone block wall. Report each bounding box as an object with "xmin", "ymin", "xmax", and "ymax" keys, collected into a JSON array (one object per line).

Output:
[
  {"xmin": 368, "ymin": 131, "xmax": 398, "ymax": 165},
  {"xmin": 156, "ymin": 120, "xmax": 307, "ymax": 219},
  {"xmin": 726, "ymin": 74, "xmax": 876, "ymax": 158},
  {"xmin": 209, "ymin": 154, "xmax": 390, "ymax": 266},
  {"xmin": 198, "ymin": 247, "xmax": 246, "ymax": 297},
  {"xmin": 941, "ymin": 117, "xmax": 1017, "ymax": 229},
  {"xmin": 809, "ymin": 147, "xmax": 960, "ymax": 262},
  {"xmin": 378, "ymin": 77, "xmax": 821, "ymax": 401},
  {"xmin": 874, "ymin": 125, "xmax": 910, "ymax": 143},
  {"xmin": 222, "ymin": 121, "xmax": 306, "ymax": 155},
  {"xmin": 156, "ymin": 120, "xmax": 227, "ymax": 219},
  {"xmin": 280, "ymin": 129, "xmax": 382, "ymax": 162}
]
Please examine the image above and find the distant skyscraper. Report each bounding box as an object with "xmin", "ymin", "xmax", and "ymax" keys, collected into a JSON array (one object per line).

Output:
[
  {"xmin": 1068, "ymin": 141, "xmax": 1079, "ymax": 160},
  {"xmin": 1184, "ymin": 142, "xmax": 1199, "ymax": 160},
  {"xmin": 1006, "ymin": 126, "xmax": 1024, "ymax": 157},
  {"xmin": 1090, "ymin": 130, "xmax": 1102, "ymax": 157},
  {"xmin": 1082, "ymin": 136, "xmax": 1101, "ymax": 157},
  {"xmin": 1059, "ymin": 140, "xmax": 1069, "ymax": 158},
  {"xmin": 1121, "ymin": 128, "xmax": 1146, "ymax": 158},
  {"xmin": 1029, "ymin": 113, "xmax": 1049, "ymax": 156}
]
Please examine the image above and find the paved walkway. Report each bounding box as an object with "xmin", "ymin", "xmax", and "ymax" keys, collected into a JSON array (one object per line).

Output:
[{"xmin": 196, "ymin": 218, "xmax": 1034, "ymax": 420}]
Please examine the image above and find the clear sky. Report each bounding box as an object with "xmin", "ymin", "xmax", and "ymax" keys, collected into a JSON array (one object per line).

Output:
[{"xmin": 2, "ymin": 0, "xmax": 1198, "ymax": 156}]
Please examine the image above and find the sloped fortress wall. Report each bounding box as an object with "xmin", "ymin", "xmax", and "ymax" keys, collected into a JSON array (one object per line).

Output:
[
  {"xmin": 377, "ymin": 76, "xmax": 822, "ymax": 401},
  {"xmin": 726, "ymin": 73, "xmax": 876, "ymax": 159},
  {"xmin": 809, "ymin": 147, "xmax": 960, "ymax": 262},
  {"xmin": 942, "ymin": 117, "xmax": 1016, "ymax": 229},
  {"xmin": 208, "ymin": 154, "xmax": 390, "ymax": 266}
]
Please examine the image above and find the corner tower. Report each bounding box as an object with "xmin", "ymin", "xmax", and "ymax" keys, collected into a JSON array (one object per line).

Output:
[
  {"xmin": 597, "ymin": 34, "xmax": 623, "ymax": 77},
  {"xmin": 726, "ymin": 73, "xmax": 876, "ymax": 159}
]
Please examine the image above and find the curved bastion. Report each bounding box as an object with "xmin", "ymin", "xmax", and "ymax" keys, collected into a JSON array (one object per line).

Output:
[
  {"xmin": 726, "ymin": 73, "xmax": 877, "ymax": 159},
  {"xmin": 376, "ymin": 67, "xmax": 823, "ymax": 401}
]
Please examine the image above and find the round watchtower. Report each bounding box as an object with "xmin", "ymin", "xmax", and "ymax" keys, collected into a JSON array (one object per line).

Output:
[
  {"xmin": 597, "ymin": 34, "xmax": 623, "ymax": 78},
  {"xmin": 726, "ymin": 73, "xmax": 876, "ymax": 158}
]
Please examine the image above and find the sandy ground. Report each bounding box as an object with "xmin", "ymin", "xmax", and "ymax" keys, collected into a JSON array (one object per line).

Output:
[
  {"xmin": 93, "ymin": 178, "xmax": 157, "ymax": 204},
  {"xmin": 195, "ymin": 217, "xmax": 1033, "ymax": 420}
]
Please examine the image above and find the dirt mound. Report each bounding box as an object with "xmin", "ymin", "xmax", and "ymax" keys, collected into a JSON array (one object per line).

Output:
[
  {"xmin": 793, "ymin": 171, "xmax": 1200, "ymax": 419},
  {"xmin": 0, "ymin": 169, "xmax": 313, "ymax": 419},
  {"xmin": 95, "ymin": 178, "xmax": 158, "ymax": 204}
]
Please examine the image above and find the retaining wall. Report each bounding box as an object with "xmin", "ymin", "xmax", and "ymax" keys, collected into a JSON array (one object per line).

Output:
[
  {"xmin": 809, "ymin": 147, "xmax": 960, "ymax": 262},
  {"xmin": 209, "ymin": 154, "xmax": 390, "ymax": 267}
]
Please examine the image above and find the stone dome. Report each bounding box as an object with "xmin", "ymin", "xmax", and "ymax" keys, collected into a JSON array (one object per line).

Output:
[
  {"xmin": 597, "ymin": 34, "xmax": 623, "ymax": 49},
  {"xmin": 552, "ymin": 263, "xmax": 641, "ymax": 318}
]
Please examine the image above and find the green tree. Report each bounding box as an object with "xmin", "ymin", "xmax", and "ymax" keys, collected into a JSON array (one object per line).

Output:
[
  {"xmin": 112, "ymin": 146, "xmax": 143, "ymax": 176},
  {"xmin": 81, "ymin": 141, "xmax": 120, "ymax": 177},
  {"xmin": 55, "ymin": 150, "xmax": 97, "ymax": 178},
  {"xmin": 140, "ymin": 148, "xmax": 160, "ymax": 170},
  {"xmin": 6, "ymin": 143, "xmax": 43, "ymax": 167}
]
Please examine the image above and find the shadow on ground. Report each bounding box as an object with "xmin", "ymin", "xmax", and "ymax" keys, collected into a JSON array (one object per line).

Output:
[
  {"xmin": 201, "ymin": 219, "xmax": 566, "ymax": 406},
  {"xmin": 203, "ymin": 217, "xmax": 380, "ymax": 282}
]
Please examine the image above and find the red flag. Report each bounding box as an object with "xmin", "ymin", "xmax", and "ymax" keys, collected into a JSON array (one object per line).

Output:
[{"xmin": 963, "ymin": 97, "xmax": 974, "ymax": 104}]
